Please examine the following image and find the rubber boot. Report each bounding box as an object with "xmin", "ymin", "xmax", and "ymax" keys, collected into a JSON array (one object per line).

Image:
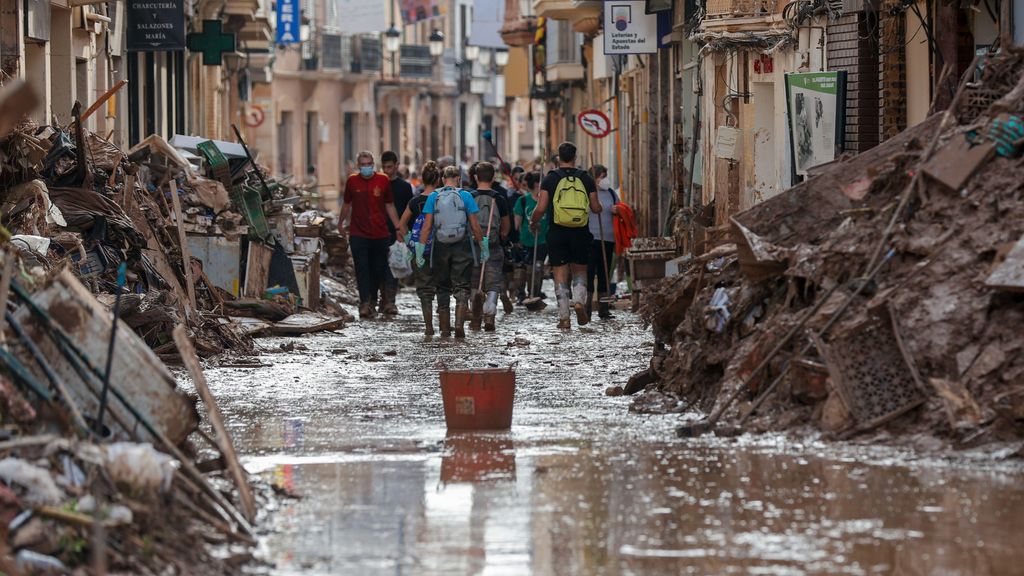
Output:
[
  {"xmin": 359, "ymin": 301, "xmax": 376, "ymax": 320},
  {"xmin": 438, "ymin": 307, "xmax": 452, "ymax": 338},
  {"xmin": 382, "ymin": 285, "xmax": 399, "ymax": 316},
  {"xmin": 500, "ymin": 291, "xmax": 513, "ymax": 314},
  {"xmin": 421, "ymin": 300, "xmax": 434, "ymax": 337},
  {"xmin": 556, "ymin": 283, "xmax": 571, "ymax": 329},
  {"xmin": 484, "ymin": 314, "xmax": 496, "ymax": 331},
  {"xmin": 599, "ymin": 301, "xmax": 613, "ymax": 319},
  {"xmin": 455, "ymin": 302, "xmax": 468, "ymax": 339},
  {"xmin": 572, "ymin": 279, "xmax": 590, "ymax": 326},
  {"xmin": 585, "ymin": 291, "xmax": 594, "ymax": 319}
]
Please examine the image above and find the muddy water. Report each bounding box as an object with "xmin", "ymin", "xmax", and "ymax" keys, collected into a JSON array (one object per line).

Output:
[{"xmin": 201, "ymin": 292, "xmax": 1024, "ymax": 576}]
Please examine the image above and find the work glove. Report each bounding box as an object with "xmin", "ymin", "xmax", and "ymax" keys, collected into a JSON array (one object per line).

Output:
[
  {"xmin": 480, "ymin": 238, "xmax": 490, "ymax": 262},
  {"xmin": 415, "ymin": 242, "xmax": 426, "ymax": 268},
  {"xmin": 403, "ymin": 231, "xmax": 412, "ymax": 245}
]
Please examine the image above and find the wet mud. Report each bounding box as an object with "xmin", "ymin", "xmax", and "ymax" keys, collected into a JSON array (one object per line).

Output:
[{"xmin": 200, "ymin": 290, "xmax": 1024, "ymax": 575}]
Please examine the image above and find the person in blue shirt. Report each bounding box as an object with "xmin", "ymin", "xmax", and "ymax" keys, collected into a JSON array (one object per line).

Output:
[{"xmin": 417, "ymin": 165, "xmax": 485, "ymax": 338}]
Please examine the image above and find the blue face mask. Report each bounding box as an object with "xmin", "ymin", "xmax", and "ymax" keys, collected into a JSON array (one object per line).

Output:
[{"xmin": 359, "ymin": 166, "xmax": 374, "ymax": 178}]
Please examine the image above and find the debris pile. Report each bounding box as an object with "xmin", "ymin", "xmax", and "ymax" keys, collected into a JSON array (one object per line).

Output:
[
  {"xmin": 0, "ymin": 101, "xmax": 353, "ymax": 358},
  {"xmin": 0, "ymin": 268, "xmax": 258, "ymax": 573},
  {"xmin": 634, "ymin": 47, "xmax": 1024, "ymax": 448}
]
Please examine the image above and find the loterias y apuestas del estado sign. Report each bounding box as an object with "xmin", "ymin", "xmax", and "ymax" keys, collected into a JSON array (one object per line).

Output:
[{"xmin": 126, "ymin": 0, "xmax": 185, "ymax": 52}]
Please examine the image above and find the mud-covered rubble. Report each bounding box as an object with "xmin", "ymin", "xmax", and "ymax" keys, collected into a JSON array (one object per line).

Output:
[
  {"xmin": 634, "ymin": 47, "xmax": 1024, "ymax": 449},
  {"xmin": 0, "ymin": 103, "xmax": 354, "ymax": 360},
  {"xmin": 0, "ymin": 267, "xmax": 260, "ymax": 574}
]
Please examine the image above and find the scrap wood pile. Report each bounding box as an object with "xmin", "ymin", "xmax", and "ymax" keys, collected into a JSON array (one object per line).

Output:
[
  {"xmin": 635, "ymin": 47, "xmax": 1024, "ymax": 448},
  {"xmin": 0, "ymin": 94, "xmax": 354, "ymax": 358},
  {"xmin": 0, "ymin": 266, "xmax": 259, "ymax": 574}
]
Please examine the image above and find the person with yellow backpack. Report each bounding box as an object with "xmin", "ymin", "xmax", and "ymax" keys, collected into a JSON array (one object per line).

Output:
[{"xmin": 529, "ymin": 142, "xmax": 602, "ymax": 330}]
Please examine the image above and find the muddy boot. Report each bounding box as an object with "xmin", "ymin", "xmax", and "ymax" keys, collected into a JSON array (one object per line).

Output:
[
  {"xmin": 556, "ymin": 284, "xmax": 572, "ymax": 330},
  {"xmin": 359, "ymin": 301, "xmax": 376, "ymax": 320},
  {"xmin": 381, "ymin": 286, "xmax": 399, "ymax": 316},
  {"xmin": 585, "ymin": 291, "xmax": 594, "ymax": 319},
  {"xmin": 438, "ymin": 307, "xmax": 452, "ymax": 338},
  {"xmin": 484, "ymin": 314, "xmax": 496, "ymax": 331},
  {"xmin": 421, "ymin": 301, "xmax": 434, "ymax": 337},
  {"xmin": 500, "ymin": 291, "xmax": 514, "ymax": 314},
  {"xmin": 454, "ymin": 303, "xmax": 468, "ymax": 339},
  {"xmin": 598, "ymin": 301, "xmax": 614, "ymax": 319},
  {"xmin": 572, "ymin": 280, "xmax": 590, "ymax": 326}
]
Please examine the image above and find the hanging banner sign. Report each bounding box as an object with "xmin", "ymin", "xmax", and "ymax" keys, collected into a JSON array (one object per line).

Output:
[
  {"xmin": 578, "ymin": 109, "xmax": 612, "ymax": 138},
  {"xmin": 603, "ymin": 0, "xmax": 657, "ymax": 55},
  {"xmin": 784, "ymin": 71, "xmax": 848, "ymax": 178},
  {"xmin": 276, "ymin": 0, "xmax": 300, "ymax": 44},
  {"xmin": 125, "ymin": 0, "xmax": 185, "ymax": 52}
]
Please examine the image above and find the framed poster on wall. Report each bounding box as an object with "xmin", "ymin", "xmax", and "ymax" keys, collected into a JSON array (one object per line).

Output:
[{"xmin": 784, "ymin": 71, "xmax": 848, "ymax": 179}]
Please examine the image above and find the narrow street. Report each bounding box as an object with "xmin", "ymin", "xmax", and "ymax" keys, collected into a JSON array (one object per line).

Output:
[{"xmin": 196, "ymin": 290, "xmax": 1024, "ymax": 576}]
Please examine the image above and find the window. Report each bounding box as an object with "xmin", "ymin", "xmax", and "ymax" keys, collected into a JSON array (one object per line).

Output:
[
  {"xmin": 279, "ymin": 111, "xmax": 294, "ymax": 175},
  {"xmin": 344, "ymin": 112, "xmax": 357, "ymax": 166},
  {"xmin": 389, "ymin": 109, "xmax": 401, "ymax": 154},
  {"xmin": 306, "ymin": 111, "xmax": 319, "ymax": 172}
]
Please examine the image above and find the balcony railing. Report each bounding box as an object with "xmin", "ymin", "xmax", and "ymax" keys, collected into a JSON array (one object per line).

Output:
[
  {"xmin": 705, "ymin": 0, "xmax": 767, "ymax": 19},
  {"xmin": 399, "ymin": 44, "xmax": 433, "ymax": 79}
]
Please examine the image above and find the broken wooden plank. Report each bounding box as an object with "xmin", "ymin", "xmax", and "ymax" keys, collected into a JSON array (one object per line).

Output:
[
  {"xmin": 921, "ymin": 137, "xmax": 995, "ymax": 191},
  {"xmin": 169, "ymin": 180, "xmax": 198, "ymax": 312},
  {"xmin": 243, "ymin": 243, "xmax": 273, "ymax": 299},
  {"xmin": 929, "ymin": 377, "xmax": 981, "ymax": 429},
  {"xmin": 985, "ymin": 235, "xmax": 1024, "ymax": 292},
  {"xmin": 172, "ymin": 326, "xmax": 257, "ymax": 523},
  {"xmin": 11, "ymin": 271, "xmax": 198, "ymax": 444},
  {"xmin": 269, "ymin": 313, "xmax": 345, "ymax": 336}
]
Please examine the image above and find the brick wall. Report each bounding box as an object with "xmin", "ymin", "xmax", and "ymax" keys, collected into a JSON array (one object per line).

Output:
[
  {"xmin": 827, "ymin": 13, "xmax": 880, "ymax": 153},
  {"xmin": 880, "ymin": 0, "xmax": 907, "ymax": 140}
]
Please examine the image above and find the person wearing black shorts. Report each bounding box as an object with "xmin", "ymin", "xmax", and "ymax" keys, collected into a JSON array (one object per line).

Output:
[{"xmin": 529, "ymin": 142, "xmax": 602, "ymax": 329}]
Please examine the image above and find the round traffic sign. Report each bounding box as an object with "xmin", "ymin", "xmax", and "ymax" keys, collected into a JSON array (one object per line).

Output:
[
  {"xmin": 244, "ymin": 104, "xmax": 265, "ymax": 128},
  {"xmin": 577, "ymin": 109, "xmax": 612, "ymax": 138}
]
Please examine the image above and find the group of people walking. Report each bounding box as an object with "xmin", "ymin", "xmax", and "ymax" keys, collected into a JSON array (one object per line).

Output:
[{"xmin": 340, "ymin": 141, "xmax": 630, "ymax": 337}]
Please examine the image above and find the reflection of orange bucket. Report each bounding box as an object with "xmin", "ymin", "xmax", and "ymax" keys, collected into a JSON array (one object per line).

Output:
[
  {"xmin": 440, "ymin": 433, "xmax": 516, "ymax": 483},
  {"xmin": 440, "ymin": 368, "xmax": 515, "ymax": 430}
]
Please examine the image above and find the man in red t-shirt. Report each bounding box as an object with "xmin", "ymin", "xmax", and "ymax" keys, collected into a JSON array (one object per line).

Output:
[{"xmin": 341, "ymin": 150, "xmax": 400, "ymax": 319}]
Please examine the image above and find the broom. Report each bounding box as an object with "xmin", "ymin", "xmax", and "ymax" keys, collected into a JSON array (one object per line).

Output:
[
  {"xmin": 523, "ymin": 229, "xmax": 547, "ymax": 311},
  {"xmin": 471, "ymin": 200, "xmax": 496, "ymax": 322}
]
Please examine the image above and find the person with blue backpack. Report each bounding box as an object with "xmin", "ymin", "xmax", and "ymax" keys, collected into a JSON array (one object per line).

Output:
[
  {"xmin": 415, "ymin": 165, "xmax": 486, "ymax": 339},
  {"xmin": 398, "ymin": 160, "xmax": 441, "ymax": 337},
  {"xmin": 529, "ymin": 142, "xmax": 602, "ymax": 330}
]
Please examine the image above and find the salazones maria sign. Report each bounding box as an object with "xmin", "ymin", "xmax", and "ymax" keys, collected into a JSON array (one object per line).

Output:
[
  {"xmin": 126, "ymin": 0, "xmax": 185, "ymax": 51},
  {"xmin": 603, "ymin": 0, "xmax": 657, "ymax": 55},
  {"xmin": 784, "ymin": 71, "xmax": 848, "ymax": 178}
]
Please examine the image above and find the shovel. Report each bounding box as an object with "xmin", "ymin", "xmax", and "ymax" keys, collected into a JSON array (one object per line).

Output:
[
  {"xmin": 523, "ymin": 230, "xmax": 547, "ymax": 311},
  {"xmin": 471, "ymin": 199, "xmax": 496, "ymax": 322}
]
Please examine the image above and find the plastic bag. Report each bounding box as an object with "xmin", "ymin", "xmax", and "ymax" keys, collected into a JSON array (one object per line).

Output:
[{"xmin": 389, "ymin": 241, "xmax": 413, "ymax": 279}]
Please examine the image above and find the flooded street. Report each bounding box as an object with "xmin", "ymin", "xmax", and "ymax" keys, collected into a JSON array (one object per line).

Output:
[{"xmin": 200, "ymin": 292, "xmax": 1024, "ymax": 576}]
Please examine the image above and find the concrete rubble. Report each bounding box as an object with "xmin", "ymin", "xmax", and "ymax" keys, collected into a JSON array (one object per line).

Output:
[{"xmin": 632, "ymin": 47, "xmax": 1024, "ymax": 449}]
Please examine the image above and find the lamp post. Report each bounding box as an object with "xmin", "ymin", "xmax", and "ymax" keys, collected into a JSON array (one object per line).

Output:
[
  {"xmin": 494, "ymin": 48, "xmax": 509, "ymax": 68},
  {"xmin": 384, "ymin": 23, "xmax": 400, "ymax": 77},
  {"xmin": 429, "ymin": 29, "xmax": 445, "ymax": 58},
  {"xmin": 478, "ymin": 47, "xmax": 491, "ymax": 67}
]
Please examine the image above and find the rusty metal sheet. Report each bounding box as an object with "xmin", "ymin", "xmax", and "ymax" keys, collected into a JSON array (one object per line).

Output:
[
  {"xmin": 985, "ymin": 235, "xmax": 1024, "ymax": 293},
  {"xmin": 13, "ymin": 271, "xmax": 198, "ymax": 444},
  {"xmin": 814, "ymin": 304, "xmax": 926, "ymax": 432}
]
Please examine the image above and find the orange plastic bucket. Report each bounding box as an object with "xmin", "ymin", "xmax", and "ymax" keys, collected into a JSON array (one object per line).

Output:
[{"xmin": 440, "ymin": 367, "xmax": 516, "ymax": 430}]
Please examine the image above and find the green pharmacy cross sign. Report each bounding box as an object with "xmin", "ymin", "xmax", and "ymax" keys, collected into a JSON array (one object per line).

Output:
[{"xmin": 188, "ymin": 20, "xmax": 236, "ymax": 66}]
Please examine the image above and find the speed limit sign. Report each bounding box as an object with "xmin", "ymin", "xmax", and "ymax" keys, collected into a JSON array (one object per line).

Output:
[{"xmin": 577, "ymin": 109, "xmax": 612, "ymax": 138}]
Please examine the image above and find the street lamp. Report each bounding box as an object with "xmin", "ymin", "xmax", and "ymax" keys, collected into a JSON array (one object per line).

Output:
[
  {"xmin": 494, "ymin": 48, "xmax": 509, "ymax": 68},
  {"xmin": 429, "ymin": 29, "xmax": 445, "ymax": 57},
  {"xmin": 384, "ymin": 23, "xmax": 401, "ymax": 54},
  {"xmin": 464, "ymin": 43, "xmax": 480, "ymax": 62},
  {"xmin": 478, "ymin": 48, "xmax": 491, "ymax": 67}
]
